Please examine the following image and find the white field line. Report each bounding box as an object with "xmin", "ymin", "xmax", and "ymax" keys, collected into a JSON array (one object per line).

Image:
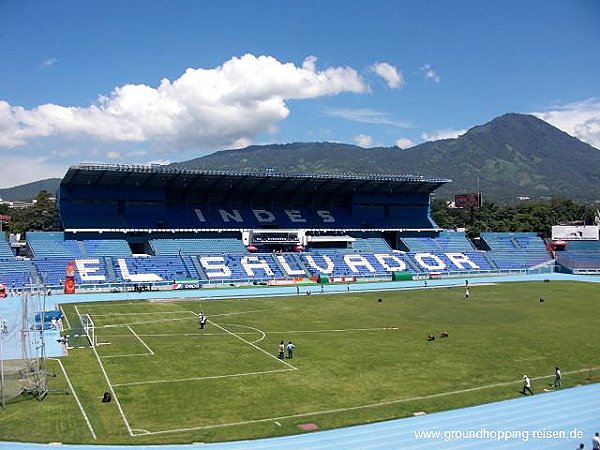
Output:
[
  {"xmin": 268, "ymin": 327, "xmax": 399, "ymax": 334},
  {"xmin": 99, "ymin": 332, "xmax": 229, "ymax": 338},
  {"xmin": 96, "ymin": 309, "xmax": 263, "ymax": 328},
  {"xmin": 113, "ymin": 367, "xmax": 295, "ymax": 387},
  {"xmin": 205, "ymin": 316, "xmax": 298, "ymax": 371},
  {"xmin": 59, "ymin": 305, "xmax": 71, "ymax": 329},
  {"xmin": 92, "ymin": 311, "xmax": 191, "ymax": 317},
  {"xmin": 245, "ymin": 325, "xmax": 266, "ymax": 344},
  {"xmin": 133, "ymin": 366, "xmax": 599, "ymax": 437},
  {"xmin": 126, "ymin": 325, "xmax": 154, "ymax": 355},
  {"xmin": 50, "ymin": 357, "xmax": 97, "ymax": 440},
  {"xmin": 103, "ymin": 353, "xmax": 155, "ymax": 359},
  {"xmin": 101, "ymin": 326, "xmax": 398, "ymax": 339},
  {"xmin": 89, "ymin": 327, "xmax": 135, "ymax": 436},
  {"xmin": 79, "ymin": 301, "xmax": 166, "ymax": 308},
  {"xmin": 209, "ymin": 322, "xmax": 266, "ymax": 344},
  {"xmin": 103, "ymin": 317, "xmax": 190, "ymax": 328},
  {"xmin": 74, "ymin": 305, "xmax": 82, "ymax": 322},
  {"xmin": 202, "ymin": 309, "xmax": 265, "ymax": 318}
]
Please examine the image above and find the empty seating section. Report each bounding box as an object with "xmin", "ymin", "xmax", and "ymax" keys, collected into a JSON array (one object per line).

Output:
[
  {"xmin": 6, "ymin": 231, "xmax": 598, "ymax": 288},
  {"xmin": 351, "ymin": 238, "xmax": 392, "ymax": 253},
  {"xmin": 195, "ymin": 254, "xmax": 287, "ymax": 281},
  {"xmin": 151, "ymin": 238, "xmax": 247, "ymax": 255},
  {"xmin": 29, "ymin": 238, "xmax": 131, "ymax": 258},
  {"xmin": 113, "ymin": 256, "xmax": 192, "ymax": 282},
  {"xmin": 114, "ymin": 206, "xmax": 369, "ymax": 229},
  {"xmin": 480, "ymin": 232, "xmax": 551, "ymax": 270},
  {"xmin": 487, "ymin": 253, "xmax": 552, "ymax": 270},
  {"xmin": 83, "ymin": 240, "xmax": 132, "ymax": 257},
  {"xmin": 402, "ymin": 232, "xmax": 478, "ymax": 252},
  {"xmin": 406, "ymin": 252, "xmax": 494, "ymax": 273},
  {"xmin": 0, "ymin": 258, "xmax": 32, "ymax": 287},
  {"xmin": 65, "ymin": 205, "xmax": 439, "ymax": 230},
  {"xmin": 32, "ymin": 257, "xmax": 107, "ymax": 286},
  {"xmin": 480, "ymin": 233, "xmax": 519, "ymax": 251},
  {"xmin": 301, "ymin": 252, "xmax": 395, "ymax": 277},
  {"xmin": 0, "ymin": 240, "xmax": 14, "ymax": 258},
  {"xmin": 555, "ymin": 240, "xmax": 600, "ymax": 273},
  {"xmin": 510, "ymin": 233, "xmax": 548, "ymax": 252},
  {"xmin": 28, "ymin": 239, "xmax": 80, "ymax": 258},
  {"xmin": 562, "ymin": 240, "xmax": 600, "ymax": 251},
  {"xmin": 556, "ymin": 252, "xmax": 600, "ymax": 272},
  {"xmin": 150, "ymin": 239, "xmax": 181, "ymax": 255},
  {"xmin": 401, "ymin": 237, "xmax": 440, "ymax": 252},
  {"xmin": 436, "ymin": 232, "xmax": 476, "ymax": 251}
]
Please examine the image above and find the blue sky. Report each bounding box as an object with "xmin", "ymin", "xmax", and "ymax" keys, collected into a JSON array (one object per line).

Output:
[{"xmin": 0, "ymin": 0, "xmax": 599, "ymax": 187}]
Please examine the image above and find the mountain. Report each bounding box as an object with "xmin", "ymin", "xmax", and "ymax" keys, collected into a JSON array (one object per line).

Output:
[
  {"xmin": 0, "ymin": 178, "xmax": 61, "ymax": 202},
  {"xmin": 172, "ymin": 113, "xmax": 600, "ymax": 203},
  {"xmin": 3, "ymin": 114, "xmax": 599, "ymax": 204}
]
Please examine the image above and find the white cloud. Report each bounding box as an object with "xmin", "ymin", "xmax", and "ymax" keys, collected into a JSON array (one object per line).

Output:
[
  {"xmin": 49, "ymin": 147, "xmax": 79, "ymax": 158},
  {"xmin": 40, "ymin": 57, "xmax": 58, "ymax": 69},
  {"xmin": 0, "ymin": 101, "xmax": 24, "ymax": 147},
  {"xmin": 420, "ymin": 64, "xmax": 440, "ymax": 83},
  {"xmin": 370, "ymin": 62, "xmax": 404, "ymax": 89},
  {"xmin": 353, "ymin": 134, "xmax": 374, "ymax": 147},
  {"xmin": 395, "ymin": 137, "xmax": 416, "ymax": 149},
  {"xmin": 0, "ymin": 155, "xmax": 67, "ymax": 188},
  {"xmin": 325, "ymin": 107, "xmax": 411, "ymax": 127},
  {"xmin": 532, "ymin": 98, "xmax": 600, "ymax": 149},
  {"xmin": 0, "ymin": 54, "xmax": 368, "ymax": 152},
  {"xmin": 422, "ymin": 128, "xmax": 467, "ymax": 141},
  {"xmin": 106, "ymin": 151, "xmax": 121, "ymax": 160},
  {"xmin": 147, "ymin": 159, "xmax": 171, "ymax": 166}
]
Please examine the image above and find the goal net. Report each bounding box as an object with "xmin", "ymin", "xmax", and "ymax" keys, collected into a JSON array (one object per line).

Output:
[{"xmin": 68, "ymin": 313, "xmax": 97, "ymax": 348}]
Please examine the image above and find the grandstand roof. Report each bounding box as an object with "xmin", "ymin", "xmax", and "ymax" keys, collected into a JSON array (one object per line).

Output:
[{"xmin": 61, "ymin": 163, "xmax": 450, "ymax": 197}]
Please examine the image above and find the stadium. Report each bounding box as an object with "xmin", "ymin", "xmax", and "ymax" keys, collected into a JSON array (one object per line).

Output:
[{"xmin": 0, "ymin": 163, "xmax": 599, "ymax": 449}]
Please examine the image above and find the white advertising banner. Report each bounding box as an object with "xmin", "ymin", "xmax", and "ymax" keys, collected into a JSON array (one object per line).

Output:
[{"xmin": 552, "ymin": 225, "xmax": 599, "ymax": 241}]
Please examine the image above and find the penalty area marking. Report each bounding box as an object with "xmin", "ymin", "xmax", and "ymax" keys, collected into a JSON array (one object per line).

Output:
[
  {"xmin": 91, "ymin": 311, "xmax": 192, "ymax": 317},
  {"xmin": 130, "ymin": 366, "xmax": 599, "ymax": 437},
  {"xmin": 103, "ymin": 317, "xmax": 191, "ymax": 328},
  {"xmin": 113, "ymin": 367, "xmax": 296, "ymax": 387},
  {"xmin": 268, "ymin": 326, "xmax": 399, "ymax": 334},
  {"xmin": 100, "ymin": 309, "xmax": 265, "ymax": 329},
  {"xmin": 127, "ymin": 325, "xmax": 154, "ymax": 355},
  {"xmin": 50, "ymin": 357, "xmax": 97, "ymax": 440},
  {"xmin": 209, "ymin": 319, "xmax": 298, "ymax": 371},
  {"xmin": 101, "ymin": 326, "xmax": 398, "ymax": 340},
  {"xmin": 210, "ymin": 322, "xmax": 267, "ymax": 344}
]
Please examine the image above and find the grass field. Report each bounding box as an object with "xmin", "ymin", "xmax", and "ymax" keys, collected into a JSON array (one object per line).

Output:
[{"xmin": 1, "ymin": 280, "xmax": 599, "ymax": 445}]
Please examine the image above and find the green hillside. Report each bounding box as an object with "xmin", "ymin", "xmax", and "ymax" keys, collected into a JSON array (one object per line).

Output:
[
  {"xmin": 172, "ymin": 114, "xmax": 600, "ymax": 203},
  {"xmin": 0, "ymin": 178, "xmax": 61, "ymax": 202},
  {"xmin": 3, "ymin": 114, "xmax": 599, "ymax": 204}
]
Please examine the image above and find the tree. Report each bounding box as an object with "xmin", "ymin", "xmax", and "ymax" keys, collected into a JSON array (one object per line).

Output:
[
  {"xmin": 4, "ymin": 190, "xmax": 61, "ymax": 234},
  {"xmin": 431, "ymin": 198, "xmax": 596, "ymax": 236}
]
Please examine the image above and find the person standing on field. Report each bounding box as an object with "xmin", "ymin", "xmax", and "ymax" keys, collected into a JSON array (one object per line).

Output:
[
  {"xmin": 553, "ymin": 367, "xmax": 562, "ymax": 388},
  {"xmin": 521, "ymin": 374, "xmax": 533, "ymax": 395},
  {"xmin": 278, "ymin": 340, "xmax": 285, "ymax": 359},
  {"xmin": 286, "ymin": 341, "xmax": 295, "ymax": 359},
  {"xmin": 198, "ymin": 312, "xmax": 207, "ymax": 329}
]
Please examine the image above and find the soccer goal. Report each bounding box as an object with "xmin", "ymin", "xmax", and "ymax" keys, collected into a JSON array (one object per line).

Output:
[{"xmin": 67, "ymin": 313, "xmax": 97, "ymax": 348}]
